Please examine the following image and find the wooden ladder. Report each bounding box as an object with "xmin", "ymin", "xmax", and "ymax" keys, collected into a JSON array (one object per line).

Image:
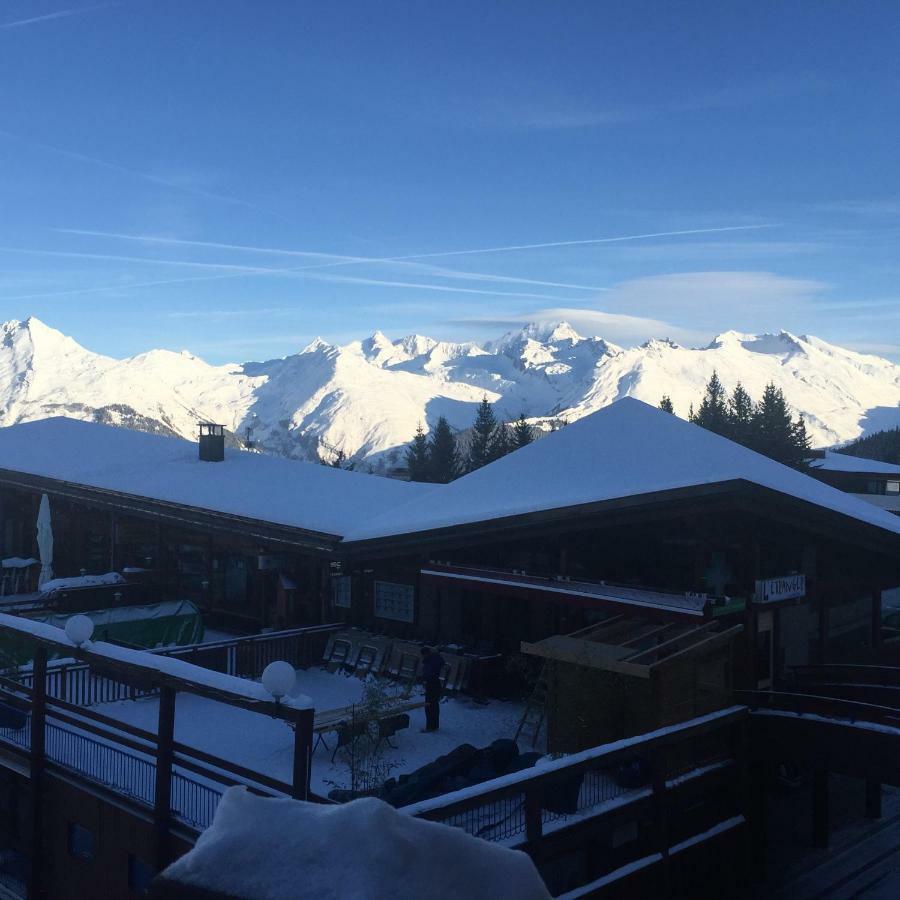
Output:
[{"xmin": 515, "ymin": 665, "xmax": 548, "ymax": 749}]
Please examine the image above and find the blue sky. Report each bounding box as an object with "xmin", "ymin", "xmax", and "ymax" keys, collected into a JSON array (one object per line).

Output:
[{"xmin": 0, "ymin": 0, "xmax": 898, "ymax": 362}]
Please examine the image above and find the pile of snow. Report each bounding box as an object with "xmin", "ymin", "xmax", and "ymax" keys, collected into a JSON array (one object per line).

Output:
[
  {"xmin": 156, "ymin": 787, "xmax": 550, "ymax": 900},
  {"xmin": 39, "ymin": 571, "xmax": 125, "ymax": 593},
  {"xmin": 0, "ymin": 316, "xmax": 897, "ymax": 465}
]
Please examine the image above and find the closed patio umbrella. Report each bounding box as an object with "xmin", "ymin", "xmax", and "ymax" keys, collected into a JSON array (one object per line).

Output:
[{"xmin": 36, "ymin": 493, "xmax": 54, "ymax": 588}]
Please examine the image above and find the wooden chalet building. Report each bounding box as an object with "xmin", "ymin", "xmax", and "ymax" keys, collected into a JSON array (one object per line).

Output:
[
  {"xmin": 810, "ymin": 450, "xmax": 900, "ymax": 516},
  {"xmin": 0, "ymin": 400, "xmax": 899, "ymax": 691}
]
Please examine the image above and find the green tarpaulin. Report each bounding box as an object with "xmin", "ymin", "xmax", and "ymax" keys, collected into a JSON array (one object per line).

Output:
[{"xmin": 0, "ymin": 600, "xmax": 204, "ymax": 668}]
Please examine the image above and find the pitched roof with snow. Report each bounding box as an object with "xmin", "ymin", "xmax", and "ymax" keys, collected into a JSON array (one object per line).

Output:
[
  {"xmin": 813, "ymin": 450, "xmax": 900, "ymax": 475},
  {"xmin": 345, "ymin": 398, "xmax": 900, "ymax": 542},
  {"xmin": 0, "ymin": 417, "xmax": 428, "ymax": 538}
]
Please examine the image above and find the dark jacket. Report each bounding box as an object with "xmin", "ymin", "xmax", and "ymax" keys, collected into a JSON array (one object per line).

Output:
[{"xmin": 421, "ymin": 652, "xmax": 444, "ymax": 682}]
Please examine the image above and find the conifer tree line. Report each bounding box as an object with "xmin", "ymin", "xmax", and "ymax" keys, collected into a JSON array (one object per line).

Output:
[
  {"xmin": 838, "ymin": 427, "xmax": 900, "ymax": 466},
  {"xmin": 406, "ymin": 397, "xmax": 534, "ymax": 482},
  {"xmin": 660, "ymin": 372, "xmax": 811, "ymax": 469}
]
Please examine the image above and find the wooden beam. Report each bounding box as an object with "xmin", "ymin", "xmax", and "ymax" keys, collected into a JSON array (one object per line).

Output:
[
  {"xmin": 650, "ymin": 625, "xmax": 745, "ymax": 671},
  {"xmin": 619, "ymin": 623, "xmax": 676, "ymax": 648},
  {"xmin": 292, "ymin": 707, "xmax": 314, "ymax": 801},
  {"xmin": 625, "ymin": 622, "xmax": 718, "ymax": 663},
  {"xmin": 28, "ymin": 646, "xmax": 47, "ymax": 900},
  {"xmin": 154, "ymin": 686, "xmax": 176, "ymax": 870},
  {"xmin": 521, "ymin": 637, "xmax": 651, "ymax": 678}
]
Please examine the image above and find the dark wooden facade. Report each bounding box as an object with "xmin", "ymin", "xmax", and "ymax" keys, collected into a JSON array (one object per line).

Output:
[{"xmin": 2, "ymin": 472, "xmax": 899, "ymax": 690}]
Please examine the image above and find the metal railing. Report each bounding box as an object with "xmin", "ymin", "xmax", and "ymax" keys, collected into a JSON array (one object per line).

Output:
[
  {"xmin": 0, "ymin": 681, "xmax": 294, "ymax": 833},
  {"xmin": 9, "ymin": 623, "xmax": 341, "ymax": 711},
  {"xmin": 404, "ymin": 706, "xmax": 746, "ymax": 848},
  {"xmin": 151, "ymin": 623, "xmax": 341, "ymax": 679}
]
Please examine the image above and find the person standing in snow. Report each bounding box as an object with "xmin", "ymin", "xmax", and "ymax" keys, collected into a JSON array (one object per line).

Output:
[{"xmin": 421, "ymin": 646, "xmax": 444, "ymax": 732}]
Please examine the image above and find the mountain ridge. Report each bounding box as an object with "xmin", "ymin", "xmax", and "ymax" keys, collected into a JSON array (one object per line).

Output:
[{"xmin": 1, "ymin": 316, "xmax": 898, "ymax": 469}]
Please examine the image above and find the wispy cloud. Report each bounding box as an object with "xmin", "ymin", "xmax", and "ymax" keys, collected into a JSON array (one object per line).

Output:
[
  {"xmin": 0, "ymin": 129, "xmax": 282, "ymax": 218},
  {"xmin": 464, "ymin": 72, "xmax": 826, "ymax": 131},
  {"xmin": 0, "ymin": 2, "xmax": 123, "ymax": 31},
  {"xmin": 0, "ymin": 245, "xmax": 271, "ymax": 273},
  {"xmin": 602, "ymin": 271, "xmax": 827, "ymax": 319}
]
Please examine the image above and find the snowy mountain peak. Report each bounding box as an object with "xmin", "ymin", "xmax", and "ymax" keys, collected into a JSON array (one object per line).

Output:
[
  {"xmin": 300, "ymin": 337, "xmax": 332, "ymax": 354},
  {"xmin": 0, "ymin": 318, "xmax": 896, "ymax": 464}
]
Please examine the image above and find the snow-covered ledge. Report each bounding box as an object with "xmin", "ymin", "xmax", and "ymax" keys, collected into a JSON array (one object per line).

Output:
[{"xmin": 0, "ymin": 611, "xmax": 313, "ymax": 717}]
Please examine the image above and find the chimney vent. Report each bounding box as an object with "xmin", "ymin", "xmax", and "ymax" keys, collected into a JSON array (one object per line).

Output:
[{"xmin": 199, "ymin": 423, "xmax": 225, "ymax": 462}]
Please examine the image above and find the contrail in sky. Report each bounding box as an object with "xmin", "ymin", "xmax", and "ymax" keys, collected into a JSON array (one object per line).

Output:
[
  {"xmin": 9, "ymin": 222, "xmax": 775, "ymax": 304},
  {"xmin": 57, "ymin": 229, "xmax": 610, "ymax": 291},
  {"xmin": 0, "ymin": 3, "xmax": 124, "ymax": 31},
  {"xmin": 56, "ymin": 224, "xmax": 778, "ymax": 291},
  {"xmin": 0, "ymin": 129, "xmax": 284, "ymax": 219}
]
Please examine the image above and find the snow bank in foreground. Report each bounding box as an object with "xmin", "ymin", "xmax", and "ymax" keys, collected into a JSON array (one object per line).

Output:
[{"xmin": 157, "ymin": 786, "xmax": 550, "ymax": 900}]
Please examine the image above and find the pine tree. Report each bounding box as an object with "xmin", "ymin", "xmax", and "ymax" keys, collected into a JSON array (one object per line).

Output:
[
  {"xmin": 692, "ymin": 371, "xmax": 730, "ymax": 436},
  {"xmin": 753, "ymin": 383, "xmax": 796, "ymax": 465},
  {"xmin": 659, "ymin": 396, "xmax": 675, "ymax": 414},
  {"xmin": 727, "ymin": 382, "xmax": 755, "ymax": 448},
  {"xmin": 428, "ymin": 417, "xmax": 461, "ymax": 483},
  {"xmin": 791, "ymin": 415, "xmax": 812, "ymax": 469},
  {"xmin": 488, "ymin": 422, "xmax": 512, "ymax": 461},
  {"xmin": 405, "ymin": 424, "xmax": 431, "ymax": 482},
  {"xmin": 467, "ymin": 396, "xmax": 498, "ymax": 472},
  {"xmin": 513, "ymin": 414, "xmax": 533, "ymax": 449}
]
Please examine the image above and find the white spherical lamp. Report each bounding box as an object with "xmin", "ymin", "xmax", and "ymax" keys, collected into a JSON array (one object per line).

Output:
[
  {"xmin": 262, "ymin": 661, "xmax": 295, "ymax": 700},
  {"xmin": 65, "ymin": 614, "xmax": 94, "ymax": 648}
]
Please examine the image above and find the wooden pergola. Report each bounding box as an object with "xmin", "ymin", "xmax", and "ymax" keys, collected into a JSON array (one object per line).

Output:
[{"xmin": 522, "ymin": 614, "xmax": 744, "ymax": 752}]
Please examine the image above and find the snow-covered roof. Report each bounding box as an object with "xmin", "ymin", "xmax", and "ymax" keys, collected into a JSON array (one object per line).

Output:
[
  {"xmin": 813, "ymin": 450, "xmax": 900, "ymax": 475},
  {"xmin": 346, "ymin": 398, "xmax": 900, "ymax": 542},
  {"xmin": 0, "ymin": 417, "xmax": 428, "ymax": 538}
]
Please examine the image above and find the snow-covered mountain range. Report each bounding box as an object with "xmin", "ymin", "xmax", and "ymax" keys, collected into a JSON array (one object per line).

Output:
[{"xmin": 1, "ymin": 317, "xmax": 898, "ymax": 468}]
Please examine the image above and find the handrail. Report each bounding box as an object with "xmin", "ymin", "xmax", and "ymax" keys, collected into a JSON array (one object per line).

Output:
[
  {"xmin": 788, "ymin": 663, "xmax": 900, "ymax": 686},
  {"xmin": 152, "ymin": 622, "xmax": 343, "ymax": 655},
  {"xmin": 736, "ymin": 689, "xmax": 900, "ymax": 727},
  {"xmin": 405, "ymin": 705, "xmax": 746, "ymax": 820}
]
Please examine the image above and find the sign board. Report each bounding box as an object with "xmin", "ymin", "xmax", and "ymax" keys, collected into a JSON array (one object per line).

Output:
[
  {"xmin": 755, "ymin": 574, "xmax": 806, "ymax": 604},
  {"xmin": 684, "ymin": 591, "xmax": 709, "ymax": 604}
]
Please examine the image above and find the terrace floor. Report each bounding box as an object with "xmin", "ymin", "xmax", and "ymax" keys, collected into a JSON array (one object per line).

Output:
[{"xmin": 96, "ymin": 666, "xmax": 533, "ymax": 797}]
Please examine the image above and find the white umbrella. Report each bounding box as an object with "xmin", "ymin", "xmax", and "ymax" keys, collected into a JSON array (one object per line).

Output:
[{"xmin": 36, "ymin": 493, "xmax": 54, "ymax": 588}]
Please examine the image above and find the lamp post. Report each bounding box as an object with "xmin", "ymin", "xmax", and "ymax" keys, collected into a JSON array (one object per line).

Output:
[
  {"xmin": 262, "ymin": 660, "xmax": 295, "ymax": 705},
  {"xmin": 65, "ymin": 614, "xmax": 94, "ymax": 648}
]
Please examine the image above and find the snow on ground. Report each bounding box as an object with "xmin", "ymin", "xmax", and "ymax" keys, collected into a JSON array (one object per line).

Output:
[{"xmin": 97, "ymin": 666, "xmax": 529, "ymax": 796}]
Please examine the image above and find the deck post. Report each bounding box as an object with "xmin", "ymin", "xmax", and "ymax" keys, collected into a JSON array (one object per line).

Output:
[
  {"xmin": 291, "ymin": 707, "xmax": 314, "ymax": 800},
  {"xmin": 865, "ymin": 779, "xmax": 882, "ymax": 820},
  {"xmin": 28, "ymin": 646, "xmax": 47, "ymax": 900},
  {"xmin": 812, "ymin": 769, "xmax": 829, "ymax": 849},
  {"xmin": 524, "ymin": 784, "xmax": 544, "ymax": 852},
  {"xmin": 154, "ymin": 686, "xmax": 177, "ymax": 869}
]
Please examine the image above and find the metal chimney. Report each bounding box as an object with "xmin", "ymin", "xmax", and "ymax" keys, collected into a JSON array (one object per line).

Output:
[{"xmin": 198, "ymin": 423, "xmax": 225, "ymax": 462}]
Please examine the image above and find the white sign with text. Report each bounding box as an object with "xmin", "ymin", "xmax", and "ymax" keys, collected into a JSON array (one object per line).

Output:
[{"xmin": 755, "ymin": 574, "xmax": 806, "ymax": 604}]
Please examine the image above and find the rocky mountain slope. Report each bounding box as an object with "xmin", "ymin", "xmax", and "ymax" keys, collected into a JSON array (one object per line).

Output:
[{"xmin": 1, "ymin": 317, "xmax": 898, "ymax": 468}]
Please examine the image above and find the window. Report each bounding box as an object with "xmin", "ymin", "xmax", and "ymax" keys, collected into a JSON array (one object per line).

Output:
[
  {"xmin": 374, "ymin": 581, "xmax": 415, "ymax": 623},
  {"xmin": 867, "ymin": 480, "xmax": 882, "ymax": 495},
  {"xmin": 331, "ymin": 576, "xmax": 351, "ymax": 609},
  {"xmin": 67, "ymin": 822, "xmax": 94, "ymax": 861},
  {"xmin": 887, "ymin": 481, "xmax": 900, "ymax": 494}
]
